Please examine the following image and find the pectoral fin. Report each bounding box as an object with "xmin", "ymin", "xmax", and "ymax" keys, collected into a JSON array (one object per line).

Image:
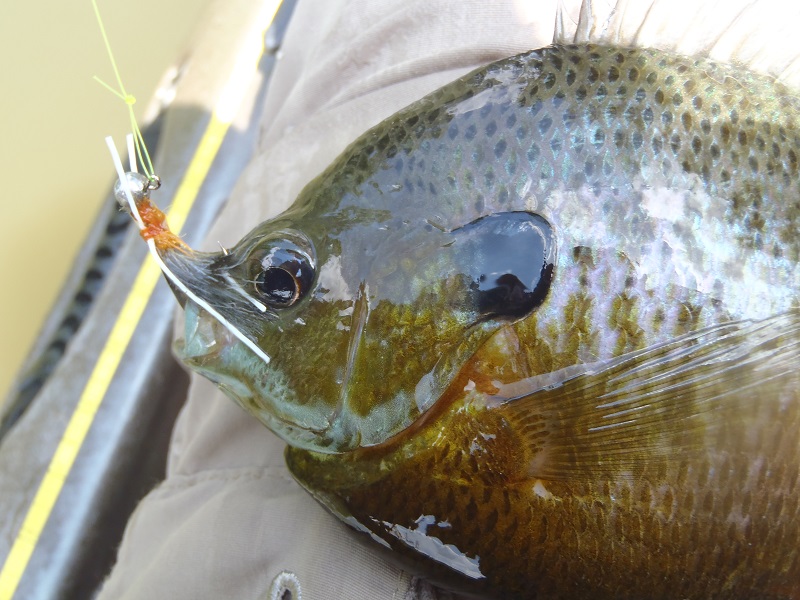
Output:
[{"xmin": 494, "ymin": 310, "xmax": 800, "ymax": 480}]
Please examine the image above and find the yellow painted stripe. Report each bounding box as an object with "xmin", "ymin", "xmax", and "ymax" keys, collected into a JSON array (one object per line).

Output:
[
  {"xmin": 167, "ymin": 116, "xmax": 229, "ymax": 234},
  {"xmin": 0, "ymin": 259, "xmax": 163, "ymax": 600},
  {"xmin": 0, "ymin": 2, "xmax": 280, "ymax": 596}
]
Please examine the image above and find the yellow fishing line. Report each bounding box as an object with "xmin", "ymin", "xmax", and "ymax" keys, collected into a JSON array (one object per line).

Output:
[
  {"xmin": 90, "ymin": 0, "xmax": 156, "ymax": 180},
  {"xmin": 0, "ymin": 1, "xmax": 281, "ymax": 597}
]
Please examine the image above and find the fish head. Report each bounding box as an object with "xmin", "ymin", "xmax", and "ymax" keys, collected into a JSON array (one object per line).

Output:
[{"xmin": 165, "ymin": 179, "xmax": 555, "ymax": 453}]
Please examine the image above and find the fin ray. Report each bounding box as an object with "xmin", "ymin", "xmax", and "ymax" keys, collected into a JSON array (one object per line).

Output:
[
  {"xmin": 495, "ymin": 311, "xmax": 800, "ymax": 481},
  {"xmin": 554, "ymin": 0, "xmax": 800, "ymax": 90}
]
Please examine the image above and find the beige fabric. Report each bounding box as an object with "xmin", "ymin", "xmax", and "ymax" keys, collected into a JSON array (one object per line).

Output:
[{"xmin": 98, "ymin": 1, "xmax": 556, "ymax": 598}]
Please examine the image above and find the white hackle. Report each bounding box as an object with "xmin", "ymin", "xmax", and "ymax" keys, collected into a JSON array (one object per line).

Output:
[
  {"xmin": 105, "ymin": 135, "xmax": 145, "ymax": 230},
  {"xmin": 104, "ymin": 135, "xmax": 272, "ymax": 365},
  {"xmin": 223, "ymin": 273, "xmax": 268, "ymax": 313}
]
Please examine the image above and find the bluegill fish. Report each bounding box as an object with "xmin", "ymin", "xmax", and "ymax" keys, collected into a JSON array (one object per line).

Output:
[{"xmin": 116, "ymin": 21, "xmax": 800, "ymax": 600}]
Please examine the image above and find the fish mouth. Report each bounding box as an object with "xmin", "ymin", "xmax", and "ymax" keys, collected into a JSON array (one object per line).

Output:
[
  {"xmin": 159, "ymin": 246, "xmax": 275, "ymax": 366},
  {"xmin": 175, "ymin": 300, "xmax": 335, "ymax": 449},
  {"xmin": 175, "ymin": 300, "xmax": 233, "ymax": 363}
]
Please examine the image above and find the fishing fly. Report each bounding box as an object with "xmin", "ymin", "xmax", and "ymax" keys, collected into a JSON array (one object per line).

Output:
[{"xmin": 93, "ymin": 0, "xmax": 272, "ymax": 366}]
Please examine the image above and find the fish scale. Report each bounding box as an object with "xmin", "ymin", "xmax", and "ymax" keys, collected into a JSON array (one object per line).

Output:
[{"xmin": 314, "ymin": 43, "xmax": 799, "ymax": 337}]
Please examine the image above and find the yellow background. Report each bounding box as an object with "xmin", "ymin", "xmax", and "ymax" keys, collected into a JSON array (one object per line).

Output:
[{"xmin": 0, "ymin": 0, "xmax": 209, "ymax": 403}]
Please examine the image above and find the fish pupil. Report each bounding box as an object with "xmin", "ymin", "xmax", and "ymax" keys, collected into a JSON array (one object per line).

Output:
[
  {"xmin": 247, "ymin": 236, "xmax": 316, "ymax": 309},
  {"xmin": 256, "ymin": 267, "xmax": 299, "ymax": 306}
]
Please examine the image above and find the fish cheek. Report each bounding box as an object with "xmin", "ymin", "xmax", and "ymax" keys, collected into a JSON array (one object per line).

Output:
[{"xmin": 341, "ymin": 211, "xmax": 557, "ymax": 431}]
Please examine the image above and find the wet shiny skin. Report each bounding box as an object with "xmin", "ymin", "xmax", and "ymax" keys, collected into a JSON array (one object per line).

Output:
[{"xmin": 159, "ymin": 45, "xmax": 799, "ymax": 598}]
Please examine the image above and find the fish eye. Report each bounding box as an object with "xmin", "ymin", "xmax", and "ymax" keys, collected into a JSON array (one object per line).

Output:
[
  {"xmin": 256, "ymin": 266, "xmax": 301, "ymax": 306},
  {"xmin": 252, "ymin": 243, "xmax": 315, "ymax": 309}
]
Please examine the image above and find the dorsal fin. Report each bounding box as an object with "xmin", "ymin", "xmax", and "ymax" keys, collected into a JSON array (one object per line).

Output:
[
  {"xmin": 494, "ymin": 311, "xmax": 800, "ymax": 481},
  {"xmin": 553, "ymin": 0, "xmax": 800, "ymax": 89}
]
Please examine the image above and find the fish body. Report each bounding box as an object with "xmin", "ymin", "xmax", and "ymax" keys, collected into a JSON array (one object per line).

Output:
[{"xmin": 120, "ymin": 42, "xmax": 800, "ymax": 599}]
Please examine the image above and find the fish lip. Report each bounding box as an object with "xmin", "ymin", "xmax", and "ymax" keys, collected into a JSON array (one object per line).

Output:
[{"xmin": 176, "ymin": 299, "xmax": 231, "ymax": 361}]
